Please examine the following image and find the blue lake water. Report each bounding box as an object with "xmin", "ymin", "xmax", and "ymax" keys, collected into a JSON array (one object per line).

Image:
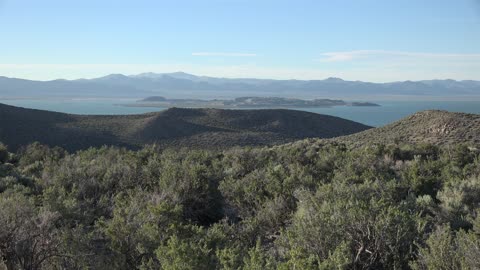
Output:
[
  {"xmin": 2, "ymin": 98, "xmax": 480, "ymax": 127},
  {"xmin": 0, "ymin": 98, "xmax": 165, "ymax": 115}
]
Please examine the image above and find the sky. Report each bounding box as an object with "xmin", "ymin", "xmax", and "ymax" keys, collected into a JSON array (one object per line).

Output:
[{"xmin": 0, "ymin": 0, "xmax": 479, "ymax": 82}]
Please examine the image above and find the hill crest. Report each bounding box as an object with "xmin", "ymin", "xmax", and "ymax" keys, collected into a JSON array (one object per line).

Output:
[
  {"xmin": 0, "ymin": 104, "xmax": 371, "ymax": 151},
  {"xmin": 337, "ymin": 110, "xmax": 480, "ymax": 146}
]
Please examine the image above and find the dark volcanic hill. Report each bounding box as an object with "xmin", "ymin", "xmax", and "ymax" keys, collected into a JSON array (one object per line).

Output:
[
  {"xmin": 337, "ymin": 110, "xmax": 480, "ymax": 146},
  {"xmin": 0, "ymin": 103, "xmax": 371, "ymax": 151}
]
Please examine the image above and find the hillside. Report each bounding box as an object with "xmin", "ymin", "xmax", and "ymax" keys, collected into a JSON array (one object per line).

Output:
[
  {"xmin": 337, "ymin": 110, "xmax": 480, "ymax": 146},
  {"xmin": 2, "ymin": 121, "xmax": 480, "ymax": 269},
  {"xmin": 0, "ymin": 103, "xmax": 371, "ymax": 151}
]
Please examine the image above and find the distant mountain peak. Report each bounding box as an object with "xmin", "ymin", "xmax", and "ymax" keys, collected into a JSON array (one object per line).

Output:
[
  {"xmin": 98, "ymin": 74, "xmax": 129, "ymax": 80},
  {"xmin": 168, "ymin": 71, "xmax": 195, "ymax": 76},
  {"xmin": 130, "ymin": 72, "xmax": 164, "ymax": 79},
  {"xmin": 132, "ymin": 71, "xmax": 199, "ymax": 80},
  {"xmin": 163, "ymin": 72, "xmax": 199, "ymax": 80},
  {"xmin": 324, "ymin": 77, "xmax": 344, "ymax": 82},
  {"xmin": 134, "ymin": 72, "xmax": 158, "ymax": 77}
]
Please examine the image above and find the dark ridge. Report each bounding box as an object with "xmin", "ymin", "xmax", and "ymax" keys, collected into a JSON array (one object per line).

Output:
[{"xmin": 0, "ymin": 103, "xmax": 371, "ymax": 151}]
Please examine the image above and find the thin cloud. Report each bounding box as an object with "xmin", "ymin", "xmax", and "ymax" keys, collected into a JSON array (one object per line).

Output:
[
  {"xmin": 192, "ymin": 52, "xmax": 257, "ymax": 57},
  {"xmin": 319, "ymin": 50, "xmax": 480, "ymax": 62}
]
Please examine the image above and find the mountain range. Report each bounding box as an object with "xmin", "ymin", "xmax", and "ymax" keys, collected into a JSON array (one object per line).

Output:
[{"xmin": 1, "ymin": 72, "xmax": 480, "ymax": 99}]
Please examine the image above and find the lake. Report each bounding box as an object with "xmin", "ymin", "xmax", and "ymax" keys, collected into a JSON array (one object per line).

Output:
[{"xmin": 2, "ymin": 98, "xmax": 480, "ymax": 127}]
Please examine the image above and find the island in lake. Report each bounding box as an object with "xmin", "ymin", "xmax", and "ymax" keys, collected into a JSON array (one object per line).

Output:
[{"xmin": 123, "ymin": 96, "xmax": 380, "ymax": 109}]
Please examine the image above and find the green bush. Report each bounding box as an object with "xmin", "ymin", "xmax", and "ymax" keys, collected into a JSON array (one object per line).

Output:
[{"xmin": 0, "ymin": 140, "xmax": 478, "ymax": 269}]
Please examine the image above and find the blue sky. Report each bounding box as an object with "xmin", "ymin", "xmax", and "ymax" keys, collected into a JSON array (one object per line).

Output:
[{"xmin": 0, "ymin": 0, "xmax": 479, "ymax": 81}]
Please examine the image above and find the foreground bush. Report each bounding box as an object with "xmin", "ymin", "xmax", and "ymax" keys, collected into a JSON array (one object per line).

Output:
[{"xmin": 0, "ymin": 141, "xmax": 479, "ymax": 269}]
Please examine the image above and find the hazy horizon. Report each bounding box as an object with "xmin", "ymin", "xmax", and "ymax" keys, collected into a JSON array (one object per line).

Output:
[
  {"xmin": 1, "ymin": 0, "xmax": 479, "ymax": 82},
  {"xmin": 2, "ymin": 71, "xmax": 480, "ymax": 84}
]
